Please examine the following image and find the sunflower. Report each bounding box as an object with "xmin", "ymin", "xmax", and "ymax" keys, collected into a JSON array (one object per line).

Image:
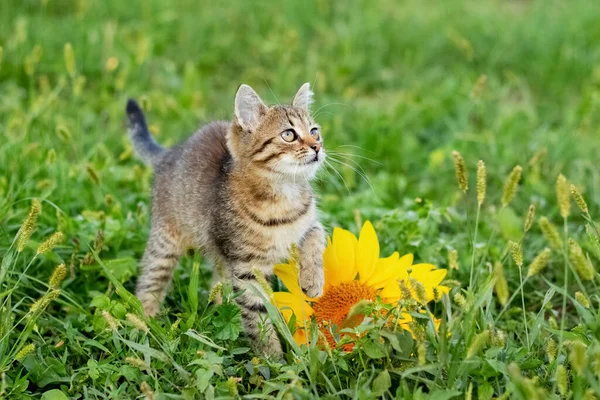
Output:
[{"xmin": 273, "ymin": 221, "xmax": 449, "ymax": 347}]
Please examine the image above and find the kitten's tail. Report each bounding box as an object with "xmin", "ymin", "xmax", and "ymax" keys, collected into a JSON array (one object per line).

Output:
[{"xmin": 126, "ymin": 99, "xmax": 165, "ymax": 167}]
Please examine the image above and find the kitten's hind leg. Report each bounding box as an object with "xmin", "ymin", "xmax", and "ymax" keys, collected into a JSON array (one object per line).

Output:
[
  {"xmin": 136, "ymin": 224, "xmax": 182, "ymax": 316},
  {"xmin": 232, "ymin": 270, "xmax": 283, "ymax": 358}
]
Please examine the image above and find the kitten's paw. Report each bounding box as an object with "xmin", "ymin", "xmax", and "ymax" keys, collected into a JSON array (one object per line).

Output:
[{"xmin": 299, "ymin": 261, "xmax": 324, "ymax": 298}]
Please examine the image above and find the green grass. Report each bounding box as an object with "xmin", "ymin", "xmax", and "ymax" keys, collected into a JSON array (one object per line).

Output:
[{"xmin": 2, "ymin": 0, "xmax": 600, "ymax": 398}]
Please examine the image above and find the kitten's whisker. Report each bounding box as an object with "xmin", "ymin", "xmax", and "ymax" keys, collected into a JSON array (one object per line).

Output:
[
  {"xmin": 327, "ymin": 154, "xmax": 370, "ymax": 179},
  {"xmin": 263, "ymin": 79, "xmax": 281, "ymax": 105},
  {"xmin": 327, "ymin": 151, "xmax": 383, "ymax": 166},
  {"xmin": 328, "ymin": 157, "xmax": 375, "ymax": 194},
  {"xmin": 324, "ymin": 159, "xmax": 351, "ymax": 194},
  {"xmin": 312, "ymin": 111, "xmax": 335, "ymax": 119},
  {"xmin": 333, "ymin": 144, "xmax": 377, "ymax": 155},
  {"xmin": 312, "ymin": 102, "xmax": 348, "ymax": 119}
]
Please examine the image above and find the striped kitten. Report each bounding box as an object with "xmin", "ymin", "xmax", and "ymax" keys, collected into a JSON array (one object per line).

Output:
[{"xmin": 125, "ymin": 83, "xmax": 325, "ymax": 356}]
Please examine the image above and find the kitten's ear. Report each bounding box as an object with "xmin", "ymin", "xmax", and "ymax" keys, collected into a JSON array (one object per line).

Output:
[
  {"xmin": 234, "ymin": 84, "xmax": 266, "ymax": 130},
  {"xmin": 292, "ymin": 82, "xmax": 314, "ymax": 111}
]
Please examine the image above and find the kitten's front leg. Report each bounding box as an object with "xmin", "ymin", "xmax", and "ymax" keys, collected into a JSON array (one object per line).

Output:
[{"xmin": 298, "ymin": 223, "xmax": 326, "ymax": 298}]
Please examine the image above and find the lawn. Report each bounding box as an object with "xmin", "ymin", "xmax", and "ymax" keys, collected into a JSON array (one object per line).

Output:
[{"xmin": 2, "ymin": 0, "xmax": 600, "ymax": 398}]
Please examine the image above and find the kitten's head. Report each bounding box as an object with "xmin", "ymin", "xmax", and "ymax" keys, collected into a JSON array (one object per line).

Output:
[{"xmin": 228, "ymin": 83, "xmax": 325, "ymax": 179}]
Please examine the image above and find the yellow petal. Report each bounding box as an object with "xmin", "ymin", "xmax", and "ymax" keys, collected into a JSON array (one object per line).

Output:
[
  {"xmin": 293, "ymin": 328, "xmax": 309, "ymax": 346},
  {"xmin": 397, "ymin": 312, "xmax": 414, "ymax": 332},
  {"xmin": 356, "ymin": 221, "xmax": 379, "ymax": 283},
  {"xmin": 379, "ymin": 280, "xmax": 401, "ymax": 303},
  {"xmin": 325, "ymin": 227, "xmax": 358, "ymax": 285},
  {"xmin": 434, "ymin": 285, "xmax": 451, "ymax": 300},
  {"xmin": 274, "ymin": 261, "xmax": 304, "ymax": 298},
  {"xmin": 323, "ymin": 241, "xmax": 338, "ymax": 291},
  {"xmin": 409, "ymin": 263, "xmax": 435, "ymax": 275},
  {"xmin": 408, "ymin": 266, "xmax": 448, "ymax": 302},
  {"xmin": 272, "ymin": 292, "xmax": 313, "ymax": 325},
  {"xmin": 396, "ymin": 311, "xmax": 440, "ymax": 336},
  {"xmin": 411, "ymin": 266, "xmax": 447, "ymax": 287},
  {"xmin": 365, "ymin": 252, "xmax": 412, "ymax": 289}
]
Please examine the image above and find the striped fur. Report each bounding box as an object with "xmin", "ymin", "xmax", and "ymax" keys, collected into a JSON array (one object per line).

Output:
[{"xmin": 126, "ymin": 84, "xmax": 326, "ymax": 357}]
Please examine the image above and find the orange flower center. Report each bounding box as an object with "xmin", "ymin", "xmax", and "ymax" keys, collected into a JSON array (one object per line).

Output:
[{"xmin": 312, "ymin": 281, "xmax": 377, "ymax": 349}]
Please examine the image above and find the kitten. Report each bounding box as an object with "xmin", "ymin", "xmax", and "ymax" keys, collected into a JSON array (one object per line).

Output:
[{"xmin": 125, "ymin": 83, "xmax": 326, "ymax": 356}]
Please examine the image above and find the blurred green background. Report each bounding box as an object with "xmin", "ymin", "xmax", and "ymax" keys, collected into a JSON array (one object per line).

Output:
[{"xmin": 2, "ymin": 0, "xmax": 600, "ymax": 213}]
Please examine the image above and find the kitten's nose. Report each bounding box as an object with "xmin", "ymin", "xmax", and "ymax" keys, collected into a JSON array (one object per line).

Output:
[{"xmin": 310, "ymin": 143, "xmax": 321, "ymax": 153}]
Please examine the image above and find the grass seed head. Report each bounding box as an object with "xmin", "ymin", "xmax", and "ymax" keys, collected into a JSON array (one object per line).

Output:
[
  {"xmin": 49, "ymin": 263, "xmax": 67, "ymax": 289},
  {"xmin": 465, "ymin": 382, "xmax": 473, "ymax": 400},
  {"xmin": 252, "ymin": 268, "xmax": 274, "ymax": 299},
  {"xmin": 448, "ymin": 249, "xmax": 459, "ymax": 270},
  {"xmin": 526, "ymin": 248, "xmax": 552, "ymax": 277},
  {"xmin": 86, "ymin": 164, "xmax": 100, "ymax": 185},
  {"xmin": 17, "ymin": 198, "xmax": 41, "ymax": 252},
  {"xmin": 37, "ymin": 232, "xmax": 64, "ymax": 255},
  {"xmin": 539, "ymin": 217, "xmax": 562, "ymax": 250},
  {"xmin": 569, "ymin": 341, "xmax": 589, "ymax": 375},
  {"xmin": 546, "ymin": 338, "xmax": 557, "ymax": 362},
  {"xmin": 556, "ymin": 364, "xmax": 568, "ymax": 396},
  {"xmin": 568, "ymin": 239, "xmax": 595, "ymax": 281},
  {"xmin": 410, "ymin": 278, "xmax": 427, "ymax": 304},
  {"xmin": 105, "ymin": 56, "xmax": 119, "ymax": 71},
  {"xmin": 399, "ymin": 280, "xmax": 413, "ymax": 300},
  {"xmin": 453, "ymin": 293, "xmax": 467, "ymax": 307},
  {"xmin": 570, "ymin": 184, "xmax": 589, "ymax": 215},
  {"xmin": 208, "ymin": 282, "xmax": 223, "ymax": 304},
  {"xmin": 126, "ymin": 313, "xmax": 149, "ymax": 333},
  {"xmin": 140, "ymin": 381, "xmax": 154, "ymax": 400},
  {"xmin": 417, "ymin": 343, "xmax": 426, "ymax": 366},
  {"xmin": 556, "ymin": 174, "xmax": 571, "ymax": 218},
  {"xmin": 470, "ymin": 74, "xmax": 487, "ymax": 99},
  {"xmin": 501, "ymin": 165, "xmax": 522, "ymax": 206},
  {"xmin": 528, "ymin": 147, "xmax": 547, "ymax": 167},
  {"xmin": 30, "ymin": 289, "xmax": 60, "ymax": 315},
  {"xmin": 524, "ymin": 204, "xmax": 535, "ymax": 232},
  {"xmin": 575, "ymin": 291, "xmax": 590, "ymax": 309},
  {"xmin": 46, "ymin": 148, "xmax": 56, "ymax": 165},
  {"xmin": 509, "ymin": 241, "xmax": 523, "ymax": 268},
  {"xmin": 102, "ymin": 310, "xmax": 119, "ymax": 331},
  {"xmin": 476, "ymin": 160, "xmax": 486, "ymax": 205},
  {"xmin": 227, "ymin": 377, "xmax": 240, "ymax": 397},
  {"xmin": 586, "ymin": 224, "xmax": 600, "ymax": 254},
  {"xmin": 94, "ymin": 229, "xmax": 104, "ymax": 252},
  {"xmin": 55, "ymin": 124, "xmax": 72, "ymax": 141},
  {"xmin": 493, "ymin": 262, "xmax": 509, "ymax": 306},
  {"xmin": 15, "ymin": 343, "xmax": 35, "ymax": 362},
  {"xmin": 63, "ymin": 43, "xmax": 76, "ymax": 77},
  {"xmin": 467, "ymin": 330, "xmax": 490, "ymax": 358},
  {"xmin": 125, "ymin": 357, "xmax": 149, "ymax": 371},
  {"xmin": 452, "ymin": 151, "xmax": 468, "ymax": 192},
  {"xmin": 290, "ymin": 243, "xmax": 300, "ymax": 264},
  {"xmin": 491, "ymin": 328, "xmax": 506, "ymax": 347}
]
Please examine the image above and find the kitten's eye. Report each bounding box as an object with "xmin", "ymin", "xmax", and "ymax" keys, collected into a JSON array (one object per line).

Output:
[
  {"xmin": 281, "ymin": 129, "xmax": 297, "ymax": 142},
  {"xmin": 310, "ymin": 128, "xmax": 320, "ymax": 139}
]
